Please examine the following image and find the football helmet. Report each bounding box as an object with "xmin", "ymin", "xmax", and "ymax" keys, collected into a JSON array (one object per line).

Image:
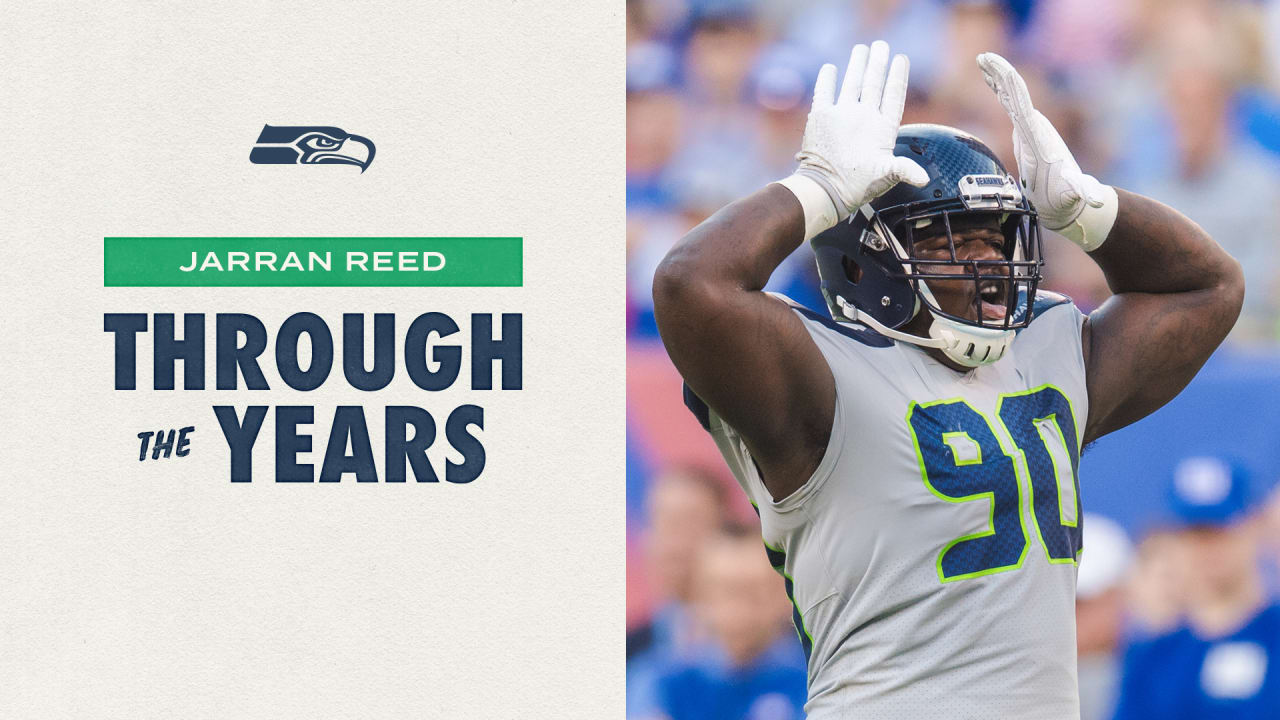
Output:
[{"xmin": 810, "ymin": 123, "xmax": 1043, "ymax": 367}]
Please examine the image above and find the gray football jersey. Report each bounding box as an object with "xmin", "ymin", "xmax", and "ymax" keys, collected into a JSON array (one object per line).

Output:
[{"xmin": 694, "ymin": 292, "xmax": 1089, "ymax": 719}]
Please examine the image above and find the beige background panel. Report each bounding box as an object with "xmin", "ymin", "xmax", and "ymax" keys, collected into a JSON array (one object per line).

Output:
[{"xmin": 0, "ymin": 2, "xmax": 623, "ymax": 717}]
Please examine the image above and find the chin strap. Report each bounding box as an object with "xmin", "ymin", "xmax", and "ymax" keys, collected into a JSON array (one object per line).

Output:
[
  {"xmin": 836, "ymin": 296, "xmax": 946, "ymax": 348},
  {"xmin": 833, "ymin": 218, "xmax": 1016, "ymax": 367},
  {"xmin": 834, "ymin": 296, "xmax": 1014, "ymax": 368}
]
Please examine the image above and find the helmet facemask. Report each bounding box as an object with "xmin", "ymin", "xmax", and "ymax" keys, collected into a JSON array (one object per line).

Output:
[
  {"xmin": 837, "ymin": 173, "xmax": 1043, "ymax": 367},
  {"xmin": 868, "ymin": 173, "xmax": 1043, "ymax": 334},
  {"xmin": 810, "ymin": 126, "xmax": 1048, "ymax": 368}
]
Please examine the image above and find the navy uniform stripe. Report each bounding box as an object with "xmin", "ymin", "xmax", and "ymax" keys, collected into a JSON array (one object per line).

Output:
[
  {"xmin": 1012, "ymin": 289, "xmax": 1073, "ymax": 328},
  {"xmin": 765, "ymin": 544, "xmax": 786, "ymax": 569},
  {"xmin": 682, "ymin": 383, "xmax": 711, "ymax": 431},
  {"xmin": 790, "ymin": 305, "xmax": 893, "ymax": 348},
  {"xmin": 764, "ymin": 542, "xmax": 814, "ymax": 663},
  {"xmin": 786, "ymin": 576, "xmax": 813, "ymax": 663}
]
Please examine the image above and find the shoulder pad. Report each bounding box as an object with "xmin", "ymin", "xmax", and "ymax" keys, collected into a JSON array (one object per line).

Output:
[
  {"xmin": 790, "ymin": 304, "xmax": 894, "ymax": 348},
  {"xmin": 1012, "ymin": 289, "xmax": 1075, "ymax": 327}
]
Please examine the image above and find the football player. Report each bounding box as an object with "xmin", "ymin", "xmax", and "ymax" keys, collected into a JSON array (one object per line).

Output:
[{"xmin": 651, "ymin": 41, "xmax": 1244, "ymax": 718}]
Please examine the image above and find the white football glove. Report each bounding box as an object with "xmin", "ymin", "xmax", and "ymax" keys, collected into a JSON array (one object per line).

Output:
[
  {"xmin": 976, "ymin": 52, "xmax": 1117, "ymax": 251},
  {"xmin": 777, "ymin": 41, "xmax": 929, "ymax": 241}
]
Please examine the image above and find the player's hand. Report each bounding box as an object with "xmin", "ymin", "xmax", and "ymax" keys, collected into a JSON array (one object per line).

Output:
[
  {"xmin": 977, "ymin": 52, "xmax": 1117, "ymax": 251},
  {"xmin": 795, "ymin": 41, "xmax": 929, "ymax": 219}
]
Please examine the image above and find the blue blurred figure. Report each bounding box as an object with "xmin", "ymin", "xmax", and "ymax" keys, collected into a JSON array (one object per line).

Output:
[
  {"xmin": 1105, "ymin": 7, "xmax": 1280, "ymax": 341},
  {"xmin": 627, "ymin": 40, "xmax": 684, "ymax": 213},
  {"xmin": 628, "ymin": 468, "xmax": 729, "ymax": 718},
  {"xmin": 1076, "ymin": 514, "xmax": 1134, "ymax": 720},
  {"xmin": 652, "ymin": 525, "xmax": 807, "ymax": 720},
  {"xmin": 1112, "ymin": 456, "xmax": 1280, "ymax": 720},
  {"xmin": 781, "ymin": 0, "xmax": 948, "ymax": 90}
]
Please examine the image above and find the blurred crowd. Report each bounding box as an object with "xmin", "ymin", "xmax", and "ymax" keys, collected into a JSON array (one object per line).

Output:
[
  {"xmin": 627, "ymin": 0, "xmax": 1280, "ymax": 718},
  {"xmin": 627, "ymin": 0, "xmax": 1280, "ymax": 340}
]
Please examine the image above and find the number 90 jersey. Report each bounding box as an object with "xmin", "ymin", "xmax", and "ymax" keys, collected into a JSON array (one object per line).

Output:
[{"xmin": 691, "ymin": 291, "xmax": 1089, "ymax": 720}]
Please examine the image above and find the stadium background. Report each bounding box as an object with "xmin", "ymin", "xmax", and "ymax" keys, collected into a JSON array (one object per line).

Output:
[{"xmin": 626, "ymin": 0, "xmax": 1280, "ymax": 717}]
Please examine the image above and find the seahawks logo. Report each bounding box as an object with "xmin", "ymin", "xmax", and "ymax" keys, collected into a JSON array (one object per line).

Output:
[
  {"xmin": 249, "ymin": 125, "xmax": 375, "ymax": 173},
  {"xmin": 958, "ymin": 173, "xmax": 1022, "ymax": 210}
]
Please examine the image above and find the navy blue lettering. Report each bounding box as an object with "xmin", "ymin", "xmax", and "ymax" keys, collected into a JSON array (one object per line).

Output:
[
  {"xmin": 216, "ymin": 314, "xmax": 269, "ymax": 390},
  {"xmin": 385, "ymin": 406, "xmax": 438, "ymax": 482},
  {"xmin": 471, "ymin": 313, "xmax": 522, "ymax": 390},
  {"xmin": 445, "ymin": 404, "xmax": 485, "ymax": 483},
  {"xmin": 104, "ymin": 313, "xmax": 148, "ymax": 390},
  {"xmin": 275, "ymin": 405, "xmax": 314, "ymax": 482},
  {"xmin": 214, "ymin": 406, "xmax": 268, "ymax": 482},
  {"xmin": 343, "ymin": 313, "xmax": 395, "ymax": 391},
  {"xmin": 276, "ymin": 313, "xmax": 333, "ymax": 391},
  {"xmin": 154, "ymin": 314, "xmax": 205, "ymax": 390},
  {"xmin": 319, "ymin": 407, "xmax": 377, "ymax": 482},
  {"xmin": 404, "ymin": 313, "xmax": 460, "ymax": 391}
]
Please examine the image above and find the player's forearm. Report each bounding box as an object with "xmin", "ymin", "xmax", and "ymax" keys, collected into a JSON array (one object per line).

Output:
[
  {"xmin": 1089, "ymin": 188, "xmax": 1244, "ymax": 302},
  {"xmin": 652, "ymin": 184, "xmax": 806, "ymax": 305}
]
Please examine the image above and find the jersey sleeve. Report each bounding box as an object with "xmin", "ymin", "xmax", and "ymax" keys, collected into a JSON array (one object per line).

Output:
[
  {"xmin": 1017, "ymin": 290, "xmax": 1086, "ymax": 354},
  {"xmin": 678, "ymin": 299, "xmax": 866, "ymax": 515},
  {"xmin": 680, "ymin": 294, "xmax": 895, "ymax": 516}
]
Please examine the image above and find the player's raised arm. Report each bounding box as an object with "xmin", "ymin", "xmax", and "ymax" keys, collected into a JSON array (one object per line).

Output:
[
  {"xmin": 653, "ymin": 42, "xmax": 927, "ymax": 497},
  {"xmin": 977, "ymin": 53, "xmax": 1245, "ymax": 444}
]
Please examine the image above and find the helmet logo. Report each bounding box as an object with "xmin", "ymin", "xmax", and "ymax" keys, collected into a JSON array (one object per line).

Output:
[{"xmin": 958, "ymin": 174, "xmax": 1023, "ymax": 210}]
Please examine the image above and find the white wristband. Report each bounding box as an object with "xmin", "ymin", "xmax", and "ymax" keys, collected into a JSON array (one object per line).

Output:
[
  {"xmin": 775, "ymin": 174, "xmax": 841, "ymax": 242},
  {"xmin": 1050, "ymin": 179, "xmax": 1118, "ymax": 253}
]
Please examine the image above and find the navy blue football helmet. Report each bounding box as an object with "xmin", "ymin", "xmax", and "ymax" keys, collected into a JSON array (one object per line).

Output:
[{"xmin": 810, "ymin": 124, "xmax": 1043, "ymax": 365}]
